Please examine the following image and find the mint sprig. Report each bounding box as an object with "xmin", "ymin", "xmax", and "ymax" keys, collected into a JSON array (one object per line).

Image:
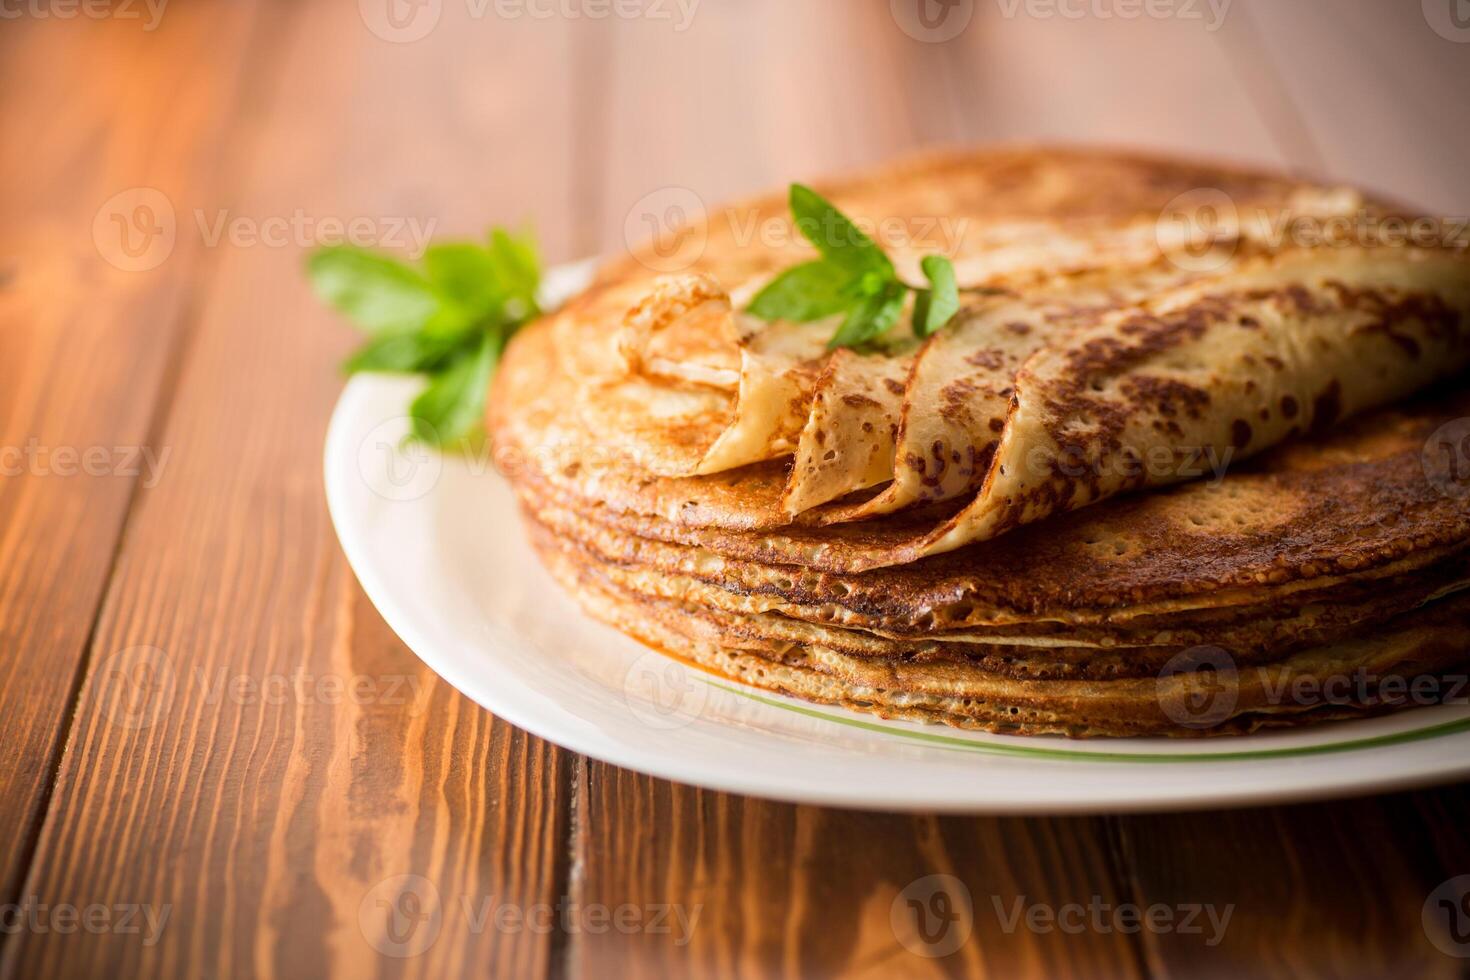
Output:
[
  {"xmin": 308, "ymin": 228, "xmax": 540, "ymax": 449},
  {"xmin": 746, "ymin": 184, "xmax": 961, "ymax": 348}
]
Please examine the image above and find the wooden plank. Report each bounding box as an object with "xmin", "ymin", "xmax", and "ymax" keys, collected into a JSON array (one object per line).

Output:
[
  {"xmin": 566, "ymin": 771, "xmax": 1146, "ymax": 979},
  {"xmin": 0, "ymin": 5, "xmax": 269, "ymax": 912},
  {"xmin": 1114, "ymin": 790, "xmax": 1470, "ymax": 978},
  {"xmin": 569, "ymin": 5, "xmax": 1145, "ymax": 976},
  {"xmin": 1, "ymin": 6, "xmax": 597, "ymax": 978}
]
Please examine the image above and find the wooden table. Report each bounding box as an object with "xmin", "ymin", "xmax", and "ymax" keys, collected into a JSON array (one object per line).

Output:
[{"xmin": 3, "ymin": 2, "xmax": 1469, "ymax": 976}]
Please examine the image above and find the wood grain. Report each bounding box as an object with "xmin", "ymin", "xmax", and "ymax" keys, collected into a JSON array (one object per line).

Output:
[
  {"xmin": 565, "ymin": 770, "xmax": 1147, "ymax": 979},
  {"xmin": 1115, "ymin": 790, "xmax": 1470, "ymax": 979},
  {"xmin": 0, "ymin": 5, "xmax": 595, "ymax": 977},
  {"xmin": 2, "ymin": 2, "xmax": 1469, "ymax": 978},
  {"xmin": 0, "ymin": 5, "xmax": 269, "ymax": 911}
]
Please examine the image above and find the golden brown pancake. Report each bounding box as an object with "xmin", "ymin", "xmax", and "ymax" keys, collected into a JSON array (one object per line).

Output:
[
  {"xmin": 488, "ymin": 147, "xmax": 1470, "ymax": 737},
  {"xmin": 532, "ymin": 533, "xmax": 1470, "ymax": 738}
]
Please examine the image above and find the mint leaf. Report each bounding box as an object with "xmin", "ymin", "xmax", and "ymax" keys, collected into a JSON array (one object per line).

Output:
[
  {"xmin": 341, "ymin": 331, "xmax": 464, "ymax": 375},
  {"xmin": 488, "ymin": 228, "xmax": 541, "ymax": 314},
  {"xmin": 827, "ymin": 280, "xmax": 906, "ymax": 350},
  {"xmin": 788, "ymin": 184, "xmax": 893, "ymax": 277},
  {"xmin": 424, "ymin": 243, "xmax": 502, "ymax": 314},
  {"xmin": 914, "ymin": 254, "xmax": 960, "ymax": 338},
  {"xmin": 747, "ymin": 260, "xmax": 856, "ymax": 322},
  {"xmin": 307, "ymin": 247, "xmax": 439, "ymax": 334},
  {"xmin": 747, "ymin": 184, "xmax": 964, "ymax": 350},
  {"xmin": 311, "ymin": 228, "xmax": 542, "ymax": 452},
  {"xmin": 409, "ymin": 331, "xmax": 500, "ymax": 448}
]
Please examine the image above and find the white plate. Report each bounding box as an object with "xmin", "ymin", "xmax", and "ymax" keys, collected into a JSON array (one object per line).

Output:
[{"xmin": 324, "ymin": 260, "xmax": 1470, "ymax": 813}]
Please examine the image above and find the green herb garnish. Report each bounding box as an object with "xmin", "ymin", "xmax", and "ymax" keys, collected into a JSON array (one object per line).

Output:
[
  {"xmin": 746, "ymin": 184, "xmax": 960, "ymax": 348},
  {"xmin": 308, "ymin": 228, "xmax": 540, "ymax": 448}
]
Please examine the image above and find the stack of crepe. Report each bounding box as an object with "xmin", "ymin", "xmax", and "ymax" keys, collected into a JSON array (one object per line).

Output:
[{"xmin": 490, "ymin": 148, "xmax": 1470, "ymax": 737}]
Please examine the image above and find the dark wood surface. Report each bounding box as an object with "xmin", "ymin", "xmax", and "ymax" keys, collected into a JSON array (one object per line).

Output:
[{"xmin": 2, "ymin": 2, "xmax": 1468, "ymax": 976}]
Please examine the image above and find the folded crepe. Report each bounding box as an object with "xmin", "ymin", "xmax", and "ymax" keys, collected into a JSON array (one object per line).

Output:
[
  {"xmin": 489, "ymin": 148, "xmax": 1470, "ymax": 736},
  {"xmin": 509, "ymin": 152, "xmax": 1469, "ymax": 571}
]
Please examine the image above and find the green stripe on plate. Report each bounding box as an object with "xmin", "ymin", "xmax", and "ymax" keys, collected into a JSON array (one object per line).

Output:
[{"xmin": 708, "ymin": 682, "xmax": 1470, "ymax": 762}]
